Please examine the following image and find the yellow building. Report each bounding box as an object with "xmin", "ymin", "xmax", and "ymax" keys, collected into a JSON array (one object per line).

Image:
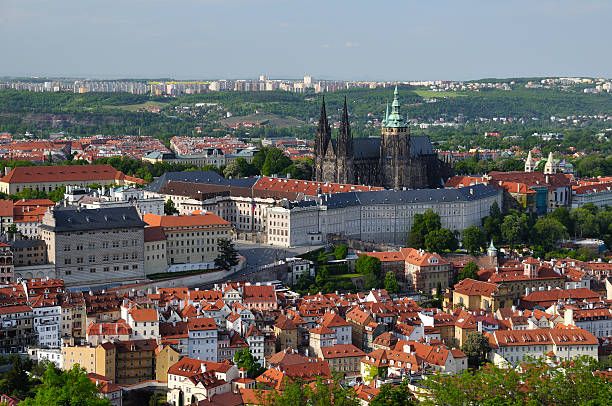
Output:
[
  {"xmin": 273, "ymin": 315, "xmax": 297, "ymax": 351},
  {"xmin": 320, "ymin": 344, "xmax": 365, "ymax": 375},
  {"xmin": 452, "ymin": 278, "xmax": 512, "ymax": 312},
  {"xmin": 62, "ymin": 339, "xmax": 155, "ymax": 385},
  {"xmin": 156, "ymin": 344, "xmax": 180, "ymax": 383}
]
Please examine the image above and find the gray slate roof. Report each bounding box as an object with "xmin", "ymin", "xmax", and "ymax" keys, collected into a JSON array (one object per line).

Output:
[
  {"xmin": 40, "ymin": 206, "xmax": 145, "ymax": 232},
  {"xmin": 146, "ymin": 171, "xmax": 259, "ymax": 193},
  {"xmin": 321, "ymin": 184, "xmax": 499, "ymax": 209}
]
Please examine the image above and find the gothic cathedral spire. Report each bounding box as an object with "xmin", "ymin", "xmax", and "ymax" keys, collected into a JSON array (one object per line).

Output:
[
  {"xmin": 338, "ymin": 96, "xmax": 353, "ymax": 158},
  {"xmin": 314, "ymin": 96, "xmax": 332, "ymax": 182}
]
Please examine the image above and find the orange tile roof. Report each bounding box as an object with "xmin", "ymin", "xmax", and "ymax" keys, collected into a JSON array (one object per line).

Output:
[
  {"xmin": 128, "ymin": 308, "xmax": 158, "ymax": 322},
  {"xmin": 320, "ymin": 312, "xmax": 350, "ymax": 328},
  {"xmin": 0, "ymin": 164, "xmax": 142, "ymax": 184},
  {"xmin": 453, "ymin": 278, "xmax": 499, "ymax": 297},
  {"xmin": 187, "ymin": 317, "xmax": 217, "ymax": 331},
  {"xmin": 320, "ymin": 344, "xmax": 365, "ymax": 359},
  {"xmin": 0, "ymin": 200, "xmax": 13, "ymax": 217},
  {"xmin": 253, "ymin": 176, "xmax": 382, "ymax": 196},
  {"xmin": 243, "ymin": 285, "xmax": 276, "ymax": 303},
  {"xmin": 143, "ymin": 212, "xmax": 230, "ymax": 228}
]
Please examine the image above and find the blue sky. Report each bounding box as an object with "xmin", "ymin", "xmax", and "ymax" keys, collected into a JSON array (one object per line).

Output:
[{"xmin": 1, "ymin": 0, "xmax": 610, "ymax": 80}]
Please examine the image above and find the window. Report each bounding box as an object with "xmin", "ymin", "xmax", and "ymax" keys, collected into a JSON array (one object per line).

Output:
[
  {"xmin": 90, "ymin": 268, "xmax": 96, "ymax": 273},
  {"xmin": 88, "ymin": 256, "xmax": 96, "ymax": 263},
  {"xmin": 112, "ymin": 241, "xmax": 119, "ymax": 248},
  {"xmin": 103, "ymin": 255, "xmax": 109, "ymax": 262},
  {"xmin": 102, "ymin": 242, "xmax": 109, "ymax": 249},
  {"xmin": 63, "ymin": 245, "xmax": 71, "ymax": 251},
  {"xmin": 88, "ymin": 243, "xmax": 95, "ymax": 249},
  {"xmin": 64, "ymin": 258, "xmax": 71, "ymax": 265},
  {"xmin": 76, "ymin": 244, "xmax": 83, "ymax": 251}
]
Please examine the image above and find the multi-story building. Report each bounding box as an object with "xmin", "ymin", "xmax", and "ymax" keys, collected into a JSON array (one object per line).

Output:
[
  {"xmin": 0, "ymin": 242, "xmax": 13, "ymax": 284},
  {"xmin": 267, "ymin": 184, "xmax": 501, "ymax": 247},
  {"xmin": 0, "ymin": 164, "xmax": 145, "ymax": 195},
  {"xmin": 144, "ymin": 226, "xmax": 167, "ymax": 274},
  {"xmin": 142, "ymin": 150, "xmax": 226, "ymax": 168},
  {"xmin": 245, "ymin": 325, "xmax": 265, "ymax": 366},
  {"xmin": 114, "ymin": 339, "xmax": 157, "ymax": 385},
  {"xmin": 31, "ymin": 295, "xmax": 62, "ymax": 348},
  {"xmin": 489, "ymin": 327, "xmax": 598, "ymax": 366},
  {"xmin": 187, "ymin": 317, "xmax": 218, "ymax": 362},
  {"xmin": 321, "ymin": 344, "xmax": 365, "ymax": 375},
  {"xmin": 39, "ymin": 206, "xmax": 146, "ymax": 287},
  {"xmin": 143, "ymin": 212, "xmax": 231, "ymax": 270},
  {"xmin": 450, "ymin": 278, "xmax": 513, "ymax": 312},
  {"xmin": 0, "ymin": 304, "xmax": 35, "ymax": 353},
  {"xmin": 362, "ymin": 248, "xmax": 452, "ymax": 294}
]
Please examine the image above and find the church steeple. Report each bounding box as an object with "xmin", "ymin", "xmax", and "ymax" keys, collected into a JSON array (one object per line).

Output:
[
  {"xmin": 338, "ymin": 96, "xmax": 353, "ymax": 158},
  {"xmin": 383, "ymin": 86, "xmax": 406, "ymax": 128},
  {"xmin": 316, "ymin": 96, "xmax": 331, "ymax": 153}
]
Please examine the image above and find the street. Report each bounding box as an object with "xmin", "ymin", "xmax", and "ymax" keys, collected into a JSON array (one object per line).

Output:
[{"xmin": 231, "ymin": 241, "xmax": 323, "ymax": 278}]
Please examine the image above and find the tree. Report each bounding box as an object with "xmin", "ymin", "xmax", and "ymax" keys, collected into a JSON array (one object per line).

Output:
[
  {"xmin": 424, "ymin": 228, "xmax": 458, "ymax": 253},
  {"xmin": 461, "ymin": 226, "xmax": 487, "ymax": 255},
  {"xmin": 501, "ymin": 211, "xmax": 529, "ymax": 248},
  {"xmin": 365, "ymin": 272, "xmax": 380, "ymax": 290},
  {"xmin": 548, "ymin": 206, "xmax": 573, "ymax": 233},
  {"xmin": 6, "ymin": 223, "xmax": 18, "ymax": 234},
  {"xmin": 532, "ymin": 217, "xmax": 566, "ymax": 250},
  {"xmin": 20, "ymin": 364, "xmax": 110, "ymax": 406},
  {"xmin": 408, "ymin": 210, "xmax": 442, "ymax": 249},
  {"xmin": 214, "ymin": 239, "xmax": 239, "ymax": 271},
  {"xmin": 333, "ymin": 244, "xmax": 348, "ymax": 260},
  {"xmin": 258, "ymin": 376, "xmax": 359, "ymax": 406},
  {"xmin": 355, "ymin": 255, "xmax": 381, "ymax": 278},
  {"xmin": 370, "ymin": 380, "xmax": 416, "ymax": 406},
  {"xmin": 457, "ymin": 261, "xmax": 479, "ymax": 282},
  {"xmin": 461, "ymin": 331, "xmax": 491, "ymax": 367},
  {"xmin": 234, "ymin": 348, "xmax": 265, "ymax": 379},
  {"xmin": 421, "ymin": 356, "xmax": 612, "ymax": 406},
  {"xmin": 164, "ymin": 199, "xmax": 178, "ymax": 215},
  {"xmin": 0, "ymin": 356, "xmax": 35, "ymax": 399},
  {"xmin": 383, "ymin": 271, "xmax": 400, "ymax": 294}
]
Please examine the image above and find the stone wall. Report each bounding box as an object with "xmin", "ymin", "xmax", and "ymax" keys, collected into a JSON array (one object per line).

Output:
[
  {"xmin": 328, "ymin": 234, "xmax": 401, "ymax": 252},
  {"xmin": 440, "ymin": 253, "xmax": 498, "ymax": 269}
]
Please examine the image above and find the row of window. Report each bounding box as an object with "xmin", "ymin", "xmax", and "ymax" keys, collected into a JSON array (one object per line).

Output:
[{"xmin": 63, "ymin": 264, "xmax": 138, "ymax": 275}]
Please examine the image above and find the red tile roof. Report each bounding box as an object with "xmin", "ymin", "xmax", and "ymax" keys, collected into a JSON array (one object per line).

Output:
[
  {"xmin": 144, "ymin": 226, "xmax": 166, "ymax": 242},
  {"xmin": 128, "ymin": 308, "xmax": 158, "ymax": 322},
  {"xmin": 0, "ymin": 200, "xmax": 13, "ymax": 217},
  {"xmin": 187, "ymin": 317, "xmax": 217, "ymax": 331},
  {"xmin": 0, "ymin": 164, "xmax": 143, "ymax": 184},
  {"xmin": 453, "ymin": 278, "xmax": 499, "ymax": 297},
  {"xmin": 143, "ymin": 212, "xmax": 230, "ymax": 228}
]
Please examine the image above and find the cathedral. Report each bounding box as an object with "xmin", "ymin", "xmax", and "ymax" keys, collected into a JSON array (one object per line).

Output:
[{"xmin": 313, "ymin": 87, "xmax": 453, "ymax": 189}]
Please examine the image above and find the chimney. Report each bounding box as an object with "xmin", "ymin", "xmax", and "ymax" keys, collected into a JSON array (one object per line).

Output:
[{"xmin": 201, "ymin": 363, "xmax": 207, "ymax": 373}]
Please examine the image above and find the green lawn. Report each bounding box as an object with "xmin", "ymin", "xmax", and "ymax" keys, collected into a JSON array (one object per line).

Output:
[
  {"xmin": 108, "ymin": 100, "xmax": 169, "ymax": 111},
  {"xmin": 329, "ymin": 273, "xmax": 363, "ymax": 279}
]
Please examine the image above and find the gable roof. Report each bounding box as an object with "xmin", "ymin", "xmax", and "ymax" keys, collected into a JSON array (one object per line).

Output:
[{"xmin": 40, "ymin": 206, "xmax": 145, "ymax": 232}]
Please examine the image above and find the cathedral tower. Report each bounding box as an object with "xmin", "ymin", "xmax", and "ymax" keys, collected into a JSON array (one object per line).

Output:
[
  {"xmin": 336, "ymin": 97, "xmax": 354, "ymax": 184},
  {"xmin": 313, "ymin": 96, "xmax": 331, "ymax": 182},
  {"xmin": 380, "ymin": 86, "xmax": 411, "ymax": 189}
]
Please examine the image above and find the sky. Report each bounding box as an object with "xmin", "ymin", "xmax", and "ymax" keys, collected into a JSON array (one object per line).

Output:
[{"xmin": 1, "ymin": 0, "xmax": 611, "ymax": 81}]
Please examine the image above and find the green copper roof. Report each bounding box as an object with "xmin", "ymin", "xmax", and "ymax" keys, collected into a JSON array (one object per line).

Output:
[
  {"xmin": 488, "ymin": 239, "xmax": 497, "ymax": 251},
  {"xmin": 383, "ymin": 86, "xmax": 407, "ymax": 128}
]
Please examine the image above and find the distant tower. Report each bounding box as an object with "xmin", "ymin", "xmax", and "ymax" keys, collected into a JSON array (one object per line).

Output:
[
  {"xmin": 487, "ymin": 240, "xmax": 498, "ymax": 257},
  {"xmin": 313, "ymin": 96, "xmax": 332, "ymax": 182},
  {"xmin": 380, "ymin": 86, "xmax": 411, "ymax": 189},
  {"xmin": 524, "ymin": 150, "xmax": 536, "ymax": 172},
  {"xmin": 544, "ymin": 152, "xmax": 556, "ymax": 174},
  {"xmin": 336, "ymin": 97, "xmax": 354, "ymax": 184}
]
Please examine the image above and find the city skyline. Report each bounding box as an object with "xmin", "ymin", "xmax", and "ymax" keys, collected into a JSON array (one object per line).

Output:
[{"xmin": 1, "ymin": 0, "xmax": 612, "ymax": 81}]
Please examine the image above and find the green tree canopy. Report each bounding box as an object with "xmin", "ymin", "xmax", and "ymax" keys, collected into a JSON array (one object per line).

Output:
[
  {"xmin": 214, "ymin": 239, "xmax": 239, "ymax": 271},
  {"xmin": 461, "ymin": 226, "xmax": 488, "ymax": 255},
  {"xmin": 370, "ymin": 379, "xmax": 416, "ymax": 406},
  {"xmin": 355, "ymin": 254, "xmax": 381, "ymax": 278},
  {"xmin": 457, "ymin": 261, "xmax": 479, "ymax": 282},
  {"xmin": 501, "ymin": 211, "xmax": 529, "ymax": 248},
  {"xmin": 460, "ymin": 331, "xmax": 491, "ymax": 367},
  {"xmin": 408, "ymin": 209, "xmax": 442, "ymax": 249},
  {"xmin": 424, "ymin": 228, "xmax": 459, "ymax": 253},
  {"xmin": 20, "ymin": 364, "xmax": 110, "ymax": 406},
  {"xmin": 383, "ymin": 271, "xmax": 400, "ymax": 294},
  {"xmin": 532, "ymin": 217, "xmax": 567, "ymax": 251},
  {"xmin": 234, "ymin": 348, "xmax": 265, "ymax": 379},
  {"xmin": 333, "ymin": 244, "xmax": 348, "ymax": 260},
  {"xmin": 164, "ymin": 198, "xmax": 179, "ymax": 215},
  {"xmin": 422, "ymin": 356, "xmax": 612, "ymax": 406},
  {"xmin": 257, "ymin": 376, "xmax": 359, "ymax": 406}
]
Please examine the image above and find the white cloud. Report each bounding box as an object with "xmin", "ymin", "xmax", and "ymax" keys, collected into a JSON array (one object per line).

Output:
[{"xmin": 345, "ymin": 41, "xmax": 359, "ymax": 48}]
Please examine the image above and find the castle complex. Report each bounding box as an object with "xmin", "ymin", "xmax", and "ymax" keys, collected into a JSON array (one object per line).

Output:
[{"xmin": 313, "ymin": 87, "xmax": 453, "ymax": 189}]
